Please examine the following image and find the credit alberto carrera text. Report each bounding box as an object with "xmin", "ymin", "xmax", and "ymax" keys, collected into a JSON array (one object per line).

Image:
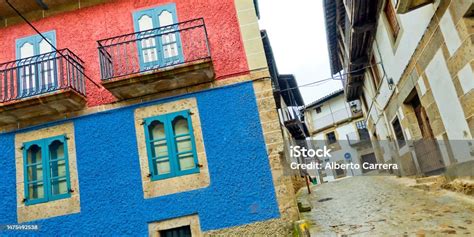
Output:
[{"xmin": 289, "ymin": 145, "xmax": 399, "ymax": 171}]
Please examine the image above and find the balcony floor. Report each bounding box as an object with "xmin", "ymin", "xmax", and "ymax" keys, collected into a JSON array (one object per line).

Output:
[
  {"xmin": 0, "ymin": 89, "xmax": 86, "ymax": 126},
  {"xmin": 102, "ymin": 58, "xmax": 215, "ymax": 100}
]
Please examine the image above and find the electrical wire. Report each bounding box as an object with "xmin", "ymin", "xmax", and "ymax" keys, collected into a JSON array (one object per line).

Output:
[
  {"xmin": 5, "ymin": 0, "xmax": 102, "ymax": 89},
  {"xmin": 277, "ymin": 62, "xmax": 383, "ymax": 93}
]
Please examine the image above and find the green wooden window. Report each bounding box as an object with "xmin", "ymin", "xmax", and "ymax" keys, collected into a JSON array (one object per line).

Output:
[
  {"xmin": 133, "ymin": 3, "xmax": 184, "ymax": 70},
  {"xmin": 15, "ymin": 31, "xmax": 57, "ymax": 97},
  {"xmin": 143, "ymin": 110, "xmax": 199, "ymax": 180},
  {"xmin": 23, "ymin": 135, "xmax": 72, "ymax": 205}
]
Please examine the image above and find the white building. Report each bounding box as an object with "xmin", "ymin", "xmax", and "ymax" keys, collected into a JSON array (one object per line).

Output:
[
  {"xmin": 305, "ymin": 89, "xmax": 377, "ymax": 182},
  {"xmin": 323, "ymin": 0, "xmax": 474, "ymax": 177}
]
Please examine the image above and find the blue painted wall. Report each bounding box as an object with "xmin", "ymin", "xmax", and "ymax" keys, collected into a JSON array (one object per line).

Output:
[{"xmin": 0, "ymin": 82, "xmax": 280, "ymax": 235}]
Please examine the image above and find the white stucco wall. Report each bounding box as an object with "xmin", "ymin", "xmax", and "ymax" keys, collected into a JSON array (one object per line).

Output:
[
  {"xmin": 311, "ymin": 120, "xmax": 365, "ymax": 179},
  {"xmin": 373, "ymin": 2, "xmax": 438, "ymax": 108},
  {"xmin": 425, "ymin": 50, "xmax": 472, "ymax": 162}
]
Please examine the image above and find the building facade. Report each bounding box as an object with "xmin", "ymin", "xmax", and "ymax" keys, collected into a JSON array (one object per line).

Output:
[
  {"xmin": 0, "ymin": 0, "xmax": 299, "ymax": 235},
  {"xmin": 305, "ymin": 90, "xmax": 376, "ymax": 182},
  {"xmin": 261, "ymin": 30, "xmax": 310, "ymax": 191},
  {"xmin": 323, "ymin": 0, "xmax": 474, "ymax": 177}
]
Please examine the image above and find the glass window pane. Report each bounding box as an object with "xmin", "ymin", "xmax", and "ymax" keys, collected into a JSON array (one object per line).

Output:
[
  {"xmin": 27, "ymin": 145, "xmax": 42, "ymax": 164},
  {"xmin": 178, "ymin": 154, "xmax": 195, "ymax": 171},
  {"xmin": 40, "ymin": 59, "xmax": 55, "ymax": 88},
  {"xmin": 155, "ymin": 159, "xmax": 171, "ymax": 175},
  {"xmin": 50, "ymin": 159, "xmax": 66, "ymax": 178},
  {"xmin": 138, "ymin": 15, "xmax": 153, "ymax": 31},
  {"xmin": 27, "ymin": 164, "xmax": 43, "ymax": 182},
  {"xmin": 161, "ymin": 33, "xmax": 176, "ymax": 44},
  {"xmin": 143, "ymin": 48, "xmax": 158, "ymax": 63},
  {"xmin": 163, "ymin": 43, "xmax": 178, "ymax": 58},
  {"xmin": 149, "ymin": 121, "xmax": 166, "ymax": 140},
  {"xmin": 152, "ymin": 140, "xmax": 169, "ymax": 158},
  {"xmin": 39, "ymin": 39, "xmax": 53, "ymax": 54},
  {"xmin": 20, "ymin": 42, "xmax": 34, "ymax": 59},
  {"xmin": 49, "ymin": 140, "xmax": 65, "ymax": 160},
  {"xmin": 28, "ymin": 182, "xmax": 44, "ymax": 200},
  {"xmin": 173, "ymin": 116, "xmax": 189, "ymax": 136},
  {"xmin": 158, "ymin": 10, "xmax": 174, "ymax": 27},
  {"xmin": 51, "ymin": 178, "xmax": 68, "ymax": 195},
  {"xmin": 176, "ymin": 136, "xmax": 192, "ymax": 153}
]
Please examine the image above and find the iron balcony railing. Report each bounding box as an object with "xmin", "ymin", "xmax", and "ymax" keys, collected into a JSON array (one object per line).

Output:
[
  {"xmin": 97, "ymin": 18, "xmax": 211, "ymax": 80},
  {"xmin": 0, "ymin": 49, "xmax": 86, "ymax": 103}
]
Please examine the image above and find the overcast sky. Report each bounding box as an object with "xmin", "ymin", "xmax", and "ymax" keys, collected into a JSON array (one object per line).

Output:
[{"xmin": 258, "ymin": 0, "xmax": 343, "ymax": 105}]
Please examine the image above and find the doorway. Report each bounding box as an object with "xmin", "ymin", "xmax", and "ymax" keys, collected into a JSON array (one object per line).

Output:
[
  {"xmin": 406, "ymin": 90, "xmax": 445, "ymax": 174},
  {"xmin": 361, "ymin": 153, "xmax": 377, "ymax": 173}
]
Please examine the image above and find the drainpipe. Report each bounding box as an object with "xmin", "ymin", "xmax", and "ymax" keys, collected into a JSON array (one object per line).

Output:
[{"xmin": 35, "ymin": 0, "xmax": 49, "ymax": 10}]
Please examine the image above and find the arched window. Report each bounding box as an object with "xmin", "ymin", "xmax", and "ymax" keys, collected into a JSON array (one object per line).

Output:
[
  {"xmin": 132, "ymin": 3, "xmax": 183, "ymax": 70},
  {"xmin": 49, "ymin": 140, "xmax": 68, "ymax": 196},
  {"xmin": 16, "ymin": 31, "xmax": 57, "ymax": 97},
  {"xmin": 148, "ymin": 120, "xmax": 171, "ymax": 175},
  {"xmin": 172, "ymin": 116, "xmax": 195, "ymax": 171},
  {"xmin": 143, "ymin": 110, "xmax": 198, "ymax": 180},
  {"xmin": 26, "ymin": 145, "xmax": 44, "ymax": 200},
  {"xmin": 23, "ymin": 135, "xmax": 71, "ymax": 205}
]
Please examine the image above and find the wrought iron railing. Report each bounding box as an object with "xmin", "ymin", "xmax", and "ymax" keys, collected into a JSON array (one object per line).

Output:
[
  {"xmin": 97, "ymin": 18, "xmax": 211, "ymax": 80},
  {"xmin": 0, "ymin": 49, "xmax": 86, "ymax": 103}
]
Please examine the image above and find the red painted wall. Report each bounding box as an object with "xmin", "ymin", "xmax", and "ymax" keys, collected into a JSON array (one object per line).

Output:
[{"xmin": 0, "ymin": 0, "xmax": 249, "ymax": 106}]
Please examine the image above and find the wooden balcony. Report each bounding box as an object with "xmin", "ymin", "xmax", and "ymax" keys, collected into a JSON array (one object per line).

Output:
[
  {"xmin": 0, "ymin": 49, "xmax": 87, "ymax": 126},
  {"xmin": 396, "ymin": 0, "xmax": 435, "ymax": 14},
  {"xmin": 0, "ymin": 0, "xmax": 109, "ymax": 19},
  {"xmin": 97, "ymin": 18, "xmax": 214, "ymax": 100}
]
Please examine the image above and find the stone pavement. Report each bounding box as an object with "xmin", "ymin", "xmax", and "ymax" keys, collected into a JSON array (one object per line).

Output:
[{"xmin": 298, "ymin": 175, "xmax": 474, "ymax": 236}]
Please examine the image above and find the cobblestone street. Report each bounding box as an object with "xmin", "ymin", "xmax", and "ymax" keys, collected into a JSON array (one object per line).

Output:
[{"xmin": 298, "ymin": 176, "xmax": 474, "ymax": 236}]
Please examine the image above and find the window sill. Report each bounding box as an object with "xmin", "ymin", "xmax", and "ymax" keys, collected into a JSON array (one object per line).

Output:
[
  {"xmin": 25, "ymin": 193, "xmax": 71, "ymax": 206},
  {"xmin": 150, "ymin": 168, "xmax": 200, "ymax": 181},
  {"xmin": 134, "ymin": 98, "xmax": 210, "ymax": 199}
]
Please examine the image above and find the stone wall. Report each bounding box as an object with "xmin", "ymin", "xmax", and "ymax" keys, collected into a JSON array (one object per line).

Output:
[{"xmin": 365, "ymin": 0, "xmax": 473, "ymax": 174}]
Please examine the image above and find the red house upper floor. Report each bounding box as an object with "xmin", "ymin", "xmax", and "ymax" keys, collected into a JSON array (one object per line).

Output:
[{"xmin": 0, "ymin": 0, "xmax": 250, "ymax": 107}]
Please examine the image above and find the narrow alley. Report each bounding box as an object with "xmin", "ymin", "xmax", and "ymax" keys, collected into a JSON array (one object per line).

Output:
[{"xmin": 299, "ymin": 176, "xmax": 474, "ymax": 236}]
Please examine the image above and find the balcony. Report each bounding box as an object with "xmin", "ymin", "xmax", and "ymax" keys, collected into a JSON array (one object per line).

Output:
[
  {"xmin": 0, "ymin": 49, "xmax": 86, "ymax": 126},
  {"xmin": 395, "ymin": 0, "xmax": 434, "ymax": 14},
  {"xmin": 97, "ymin": 18, "xmax": 214, "ymax": 100},
  {"xmin": 311, "ymin": 108, "xmax": 362, "ymax": 133},
  {"xmin": 283, "ymin": 107, "xmax": 308, "ymax": 140},
  {"xmin": 323, "ymin": 0, "xmax": 383, "ymax": 101},
  {"xmin": 0, "ymin": 1, "xmax": 110, "ymax": 28},
  {"xmin": 347, "ymin": 129, "xmax": 371, "ymax": 147}
]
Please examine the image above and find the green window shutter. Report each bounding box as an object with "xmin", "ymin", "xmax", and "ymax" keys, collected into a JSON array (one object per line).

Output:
[
  {"xmin": 23, "ymin": 140, "xmax": 47, "ymax": 205},
  {"xmin": 144, "ymin": 109, "xmax": 199, "ymax": 181},
  {"xmin": 23, "ymin": 134, "xmax": 71, "ymax": 205},
  {"xmin": 132, "ymin": 3, "xmax": 183, "ymax": 71},
  {"xmin": 15, "ymin": 31, "xmax": 57, "ymax": 97},
  {"xmin": 46, "ymin": 135, "xmax": 72, "ymax": 201},
  {"xmin": 170, "ymin": 110, "xmax": 199, "ymax": 176},
  {"xmin": 144, "ymin": 115, "xmax": 175, "ymax": 180}
]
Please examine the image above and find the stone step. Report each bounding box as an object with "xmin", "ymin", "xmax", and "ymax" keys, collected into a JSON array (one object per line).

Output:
[
  {"xmin": 297, "ymin": 200, "xmax": 312, "ymax": 212},
  {"xmin": 410, "ymin": 182, "xmax": 435, "ymax": 191},
  {"xmin": 416, "ymin": 175, "xmax": 446, "ymax": 184}
]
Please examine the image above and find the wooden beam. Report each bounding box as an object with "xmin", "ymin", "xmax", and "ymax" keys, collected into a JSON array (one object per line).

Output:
[
  {"xmin": 352, "ymin": 21, "xmax": 376, "ymax": 33},
  {"xmin": 348, "ymin": 80, "xmax": 363, "ymax": 87},
  {"xmin": 350, "ymin": 69, "xmax": 366, "ymax": 77},
  {"xmin": 351, "ymin": 55, "xmax": 369, "ymax": 66}
]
